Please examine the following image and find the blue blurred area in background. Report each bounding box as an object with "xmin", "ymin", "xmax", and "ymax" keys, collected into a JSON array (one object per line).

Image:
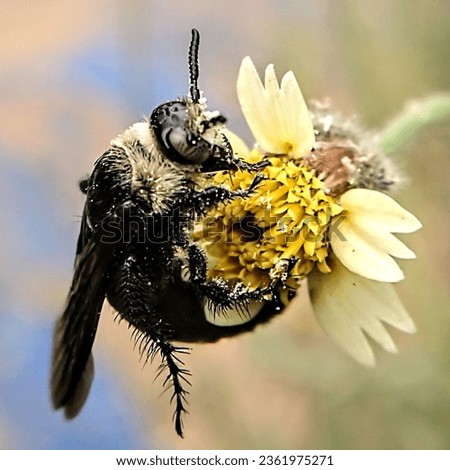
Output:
[
  {"xmin": 3, "ymin": 163, "xmax": 71, "ymax": 262},
  {"xmin": 0, "ymin": 310, "xmax": 147, "ymax": 449}
]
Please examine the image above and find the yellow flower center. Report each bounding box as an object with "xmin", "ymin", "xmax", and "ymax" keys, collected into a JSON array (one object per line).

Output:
[{"xmin": 195, "ymin": 151, "xmax": 343, "ymax": 289}]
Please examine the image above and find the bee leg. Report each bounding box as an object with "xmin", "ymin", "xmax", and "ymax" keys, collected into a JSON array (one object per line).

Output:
[
  {"xmin": 191, "ymin": 176, "xmax": 265, "ymax": 215},
  {"xmin": 201, "ymin": 134, "xmax": 269, "ymax": 173},
  {"xmin": 153, "ymin": 341, "xmax": 191, "ymax": 438},
  {"xmin": 190, "ymin": 187, "xmax": 239, "ymax": 213},
  {"xmin": 203, "ymin": 279, "xmax": 273, "ymax": 308},
  {"xmin": 187, "ymin": 243, "xmax": 207, "ymax": 283},
  {"xmin": 131, "ymin": 320, "xmax": 191, "ymax": 437},
  {"xmin": 191, "ymin": 255, "xmax": 298, "ymax": 319},
  {"xmin": 219, "ymin": 142, "xmax": 270, "ymax": 172},
  {"xmin": 186, "ymin": 243, "xmax": 269, "ymax": 311},
  {"xmin": 229, "ymin": 153, "xmax": 270, "ymax": 172},
  {"xmin": 220, "ymin": 134, "xmax": 270, "ymax": 172},
  {"xmin": 78, "ymin": 176, "xmax": 89, "ymax": 194},
  {"xmin": 129, "ymin": 325, "xmax": 191, "ymax": 438},
  {"xmin": 108, "ymin": 256, "xmax": 191, "ymax": 438},
  {"xmin": 131, "ymin": 321, "xmax": 191, "ymax": 438}
]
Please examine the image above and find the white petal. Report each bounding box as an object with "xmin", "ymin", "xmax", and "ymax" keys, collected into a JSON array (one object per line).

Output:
[
  {"xmin": 333, "ymin": 188, "xmax": 421, "ymax": 281},
  {"xmin": 237, "ymin": 57, "xmax": 315, "ymax": 158},
  {"xmin": 340, "ymin": 189, "xmax": 422, "ymax": 233},
  {"xmin": 264, "ymin": 64, "xmax": 280, "ymax": 96},
  {"xmin": 264, "ymin": 64, "xmax": 287, "ymax": 146},
  {"xmin": 308, "ymin": 259, "xmax": 416, "ymax": 366},
  {"xmin": 279, "ymin": 71, "xmax": 315, "ymax": 157},
  {"xmin": 237, "ymin": 57, "xmax": 283, "ymax": 154},
  {"xmin": 205, "ymin": 300, "xmax": 262, "ymax": 326},
  {"xmin": 331, "ymin": 217, "xmax": 406, "ymax": 282},
  {"xmin": 339, "ymin": 215, "xmax": 416, "ymax": 258},
  {"xmin": 351, "ymin": 226, "xmax": 417, "ymax": 259}
]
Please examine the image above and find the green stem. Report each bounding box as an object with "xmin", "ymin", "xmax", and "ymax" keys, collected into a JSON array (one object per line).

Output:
[{"xmin": 380, "ymin": 94, "xmax": 450, "ymax": 154}]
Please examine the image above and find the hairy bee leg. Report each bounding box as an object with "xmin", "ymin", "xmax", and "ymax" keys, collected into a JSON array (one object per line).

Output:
[
  {"xmin": 245, "ymin": 173, "xmax": 267, "ymax": 192},
  {"xmin": 108, "ymin": 253, "xmax": 192, "ymax": 438},
  {"xmin": 155, "ymin": 341, "xmax": 191, "ymax": 438},
  {"xmin": 205, "ymin": 278, "xmax": 275, "ymax": 303},
  {"xmin": 130, "ymin": 327, "xmax": 191, "ymax": 438},
  {"xmin": 132, "ymin": 323, "xmax": 191, "ymax": 437},
  {"xmin": 228, "ymin": 153, "xmax": 270, "ymax": 172},
  {"xmin": 197, "ymin": 257, "xmax": 299, "ymax": 318},
  {"xmin": 191, "ymin": 175, "xmax": 265, "ymax": 214},
  {"xmin": 200, "ymin": 132, "xmax": 269, "ymax": 173},
  {"xmin": 132, "ymin": 321, "xmax": 191, "ymax": 437},
  {"xmin": 191, "ymin": 186, "xmax": 245, "ymax": 210},
  {"xmin": 187, "ymin": 243, "xmax": 207, "ymax": 283},
  {"xmin": 185, "ymin": 243, "xmax": 267, "ymax": 315},
  {"xmin": 219, "ymin": 134, "xmax": 269, "ymax": 172}
]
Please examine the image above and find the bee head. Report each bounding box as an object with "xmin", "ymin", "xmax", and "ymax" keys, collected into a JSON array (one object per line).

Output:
[
  {"xmin": 150, "ymin": 100, "xmax": 230, "ymax": 166},
  {"xmin": 150, "ymin": 29, "xmax": 233, "ymax": 169}
]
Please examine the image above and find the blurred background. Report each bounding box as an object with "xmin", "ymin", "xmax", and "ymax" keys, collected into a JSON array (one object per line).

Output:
[{"xmin": 0, "ymin": 0, "xmax": 449, "ymax": 450}]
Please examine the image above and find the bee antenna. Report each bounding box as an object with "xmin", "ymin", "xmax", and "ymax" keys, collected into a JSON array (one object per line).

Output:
[{"xmin": 188, "ymin": 28, "xmax": 201, "ymax": 103}]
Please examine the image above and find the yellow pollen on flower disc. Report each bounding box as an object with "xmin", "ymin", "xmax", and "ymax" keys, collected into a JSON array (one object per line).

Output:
[{"xmin": 196, "ymin": 151, "xmax": 343, "ymax": 288}]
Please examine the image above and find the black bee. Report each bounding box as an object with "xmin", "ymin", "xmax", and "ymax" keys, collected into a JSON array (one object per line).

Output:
[{"xmin": 50, "ymin": 29, "xmax": 287, "ymax": 437}]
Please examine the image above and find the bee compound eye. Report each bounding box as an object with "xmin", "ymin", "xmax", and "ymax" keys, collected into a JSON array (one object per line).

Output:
[
  {"xmin": 166, "ymin": 128, "xmax": 211, "ymax": 164},
  {"xmin": 165, "ymin": 127, "xmax": 189, "ymax": 154}
]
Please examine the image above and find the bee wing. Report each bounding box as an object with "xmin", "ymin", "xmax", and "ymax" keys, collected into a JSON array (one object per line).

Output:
[{"xmin": 50, "ymin": 216, "xmax": 111, "ymax": 418}]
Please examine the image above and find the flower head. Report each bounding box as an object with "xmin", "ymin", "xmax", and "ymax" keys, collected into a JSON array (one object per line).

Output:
[
  {"xmin": 195, "ymin": 57, "xmax": 422, "ymax": 364},
  {"xmin": 198, "ymin": 152, "xmax": 342, "ymax": 288}
]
